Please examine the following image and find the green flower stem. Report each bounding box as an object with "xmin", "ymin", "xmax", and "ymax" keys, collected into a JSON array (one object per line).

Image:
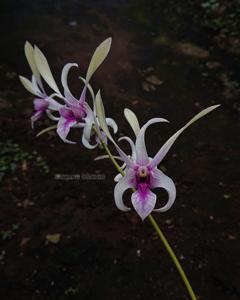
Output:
[
  {"xmin": 95, "ymin": 131, "xmax": 197, "ymax": 300},
  {"xmin": 148, "ymin": 214, "xmax": 197, "ymax": 300}
]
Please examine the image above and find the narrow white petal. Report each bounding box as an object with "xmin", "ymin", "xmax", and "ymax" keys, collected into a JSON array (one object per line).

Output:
[
  {"xmin": 106, "ymin": 118, "xmax": 118, "ymax": 133},
  {"xmin": 152, "ymin": 169, "xmax": 176, "ymax": 212},
  {"xmin": 150, "ymin": 105, "xmax": 220, "ymax": 168},
  {"xmin": 19, "ymin": 75, "xmax": 38, "ymax": 96},
  {"xmin": 79, "ymin": 76, "xmax": 95, "ymax": 103},
  {"xmin": 24, "ymin": 41, "xmax": 43, "ymax": 89},
  {"xmin": 46, "ymin": 110, "xmax": 60, "ymax": 121},
  {"xmin": 136, "ymin": 118, "xmax": 169, "ymax": 166},
  {"xmin": 32, "ymin": 75, "xmax": 45, "ymax": 96},
  {"xmin": 118, "ymin": 136, "xmax": 136, "ymax": 161},
  {"xmin": 114, "ymin": 170, "xmax": 134, "ymax": 212},
  {"xmin": 82, "ymin": 135, "xmax": 98, "ymax": 149},
  {"xmin": 34, "ymin": 46, "xmax": 61, "ymax": 95},
  {"xmin": 124, "ymin": 108, "xmax": 140, "ymax": 137},
  {"xmin": 86, "ymin": 37, "xmax": 112, "ymax": 82},
  {"xmin": 61, "ymin": 63, "xmax": 78, "ymax": 98},
  {"xmin": 95, "ymin": 90, "xmax": 135, "ymax": 168}
]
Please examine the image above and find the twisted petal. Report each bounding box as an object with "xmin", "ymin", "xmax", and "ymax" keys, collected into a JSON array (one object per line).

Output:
[
  {"xmin": 57, "ymin": 116, "xmax": 77, "ymax": 144},
  {"xmin": 150, "ymin": 105, "xmax": 220, "ymax": 168},
  {"xmin": 86, "ymin": 37, "xmax": 112, "ymax": 82},
  {"xmin": 114, "ymin": 170, "xmax": 135, "ymax": 212},
  {"xmin": 151, "ymin": 168, "xmax": 176, "ymax": 212},
  {"xmin": 131, "ymin": 189, "xmax": 156, "ymax": 221},
  {"xmin": 34, "ymin": 46, "xmax": 61, "ymax": 95},
  {"xmin": 118, "ymin": 136, "xmax": 136, "ymax": 161},
  {"xmin": 61, "ymin": 63, "xmax": 78, "ymax": 99},
  {"xmin": 79, "ymin": 76, "xmax": 95, "ymax": 108},
  {"xmin": 82, "ymin": 117, "xmax": 98, "ymax": 149},
  {"xmin": 106, "ymin": 118, "xmax": 118, "ymax": 134},
  {"xmin": 136, "ymin": 118, "xmax": 169, "ymax": 166},
  {"xmin": 46, "ymin": 110, "xmax": 60, "ymax": 121},
  {"xmin": 124, "ymin": 108, "xmax": 140, "ymax": 137}
]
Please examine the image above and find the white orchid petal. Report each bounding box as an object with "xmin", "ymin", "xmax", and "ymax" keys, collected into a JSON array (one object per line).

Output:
[
  {"xmin": 82, "ymin": 117, "xmax": 97, "ymax": 149},
  {"xmin": 86, "ymin": 37, "xmax": 112, "ymax": 82},
  {"xmin": 31, "ymin": 75, "xmax": 45, "ymax": 96},
  {"xmin": 152, "ymin": 169, "xmax": 176, "ymax": 212},
  {"xmin": 61, "ymin": 63, "xmax": 78, "ymax": 99},
  {"xmin": 46, "ymin": 95, "xmax": 63, "ymax": 111},
  {"xmin": 19, "ymin": 75, "xmax": 38, "ymax": 96},
  {"xmin": 24, "ymin": 41, "xmax": 43, "ymax": 89},
  {"xmin": 136, "ymin": 117, "xmax": 169, "ymax": 166},
  {"xmin": 114, "ymin": 170, "xmax": 134, "ymax": 212},
  {"xmin": 82, "ymin": 134, "xmax": 98, "ymax": 149},
  {"xmin": 150, "ymin": 105, "xmax": 220, "ymax": 168},
  {"xmin": 34, "ymin": 46, "xmax": 61, "ymax": 95},
  {"xmin": 95, "ymin": 90, "xmax": 135, "ymax": 168},
  {"xmin": 46, "ymin": 110, "xmax": 60, "ymax": 121},
  {"xmin": 79, "ymin": 76, "xmax": 95, "ymax": 104},
  {"xmin": 131, "ymin": 189, "xmax": 156, "ymax": 221},
  {"xmin": 57, "ymin": 117, "xmax": 77, "ymax": 144},
  {"xmin": 106, "ymin": 118, "xmax": 118, "ymax": 134},
  {"xmin": 118, "ymin": 136, "xmax": 136, "ymax": 161},
  {"xmin": 114, "ymin": 173, "xmax": 123, "ymax": 182},
  {"xmin": 124, "ymin": 108, "xmax": 140, "ymax": 137}
]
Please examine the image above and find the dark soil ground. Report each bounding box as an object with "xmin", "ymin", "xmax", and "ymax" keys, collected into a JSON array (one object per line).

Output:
[{"xmin": 0, "ymin": 1, "xmax": 239, "ymax": 299}]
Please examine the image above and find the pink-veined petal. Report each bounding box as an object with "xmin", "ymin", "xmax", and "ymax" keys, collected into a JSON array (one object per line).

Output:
[
  {"xmin": 59, "ymin": 107, "xmax": 74, "ymax": 119},
  {"xmin": 136, "ymin": 118, "xmax": 169, "ymax": 166},
  {"xmin": 131, "ymin": 189, "xmax": 156, "ymax": 221},
  {"xmin": 33, "ymin": 98, "xmax": 48, "ymax": 111},
  {"xmin": 150, "ymin": 105, "xmax": 220, "ymax": 168},
  {"xmin": 114, "ymin": 169, "xmax": 135, "ymax": 212},
  {"xmin": 151, "ymin": 168, "xmax": 176, "ymax": 212},
  {"xmin": 57, "ymin": 116, "xmax": 77, "ymax": 144}
]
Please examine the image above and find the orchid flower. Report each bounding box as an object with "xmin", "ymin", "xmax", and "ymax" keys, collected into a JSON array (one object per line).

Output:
[
  {"xmin": 19, "ymin": 42, "xmax": 64, "ymax": 128},
  {"xmin": 96, "ymin": 94, "xmax": 220, "ymax": 220},
  {"xmin": 56, "ymin": 38, "xmax": 118, "ymax": 147}
]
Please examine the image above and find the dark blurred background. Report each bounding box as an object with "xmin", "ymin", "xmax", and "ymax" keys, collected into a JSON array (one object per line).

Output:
[{"xmin": 0, "ymin": 1, "xmax": 239, "ymax": 299}]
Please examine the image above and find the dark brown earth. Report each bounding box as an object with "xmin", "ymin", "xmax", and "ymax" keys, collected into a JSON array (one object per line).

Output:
[{"xmin": 0, "ymin": 1, "xmax": 239, "ymax": 299}]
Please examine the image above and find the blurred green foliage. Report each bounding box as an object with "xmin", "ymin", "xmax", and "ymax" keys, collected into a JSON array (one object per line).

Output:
[{"xmin": 0, "ymin": 140, "xmax": 49, "ymax": 181}]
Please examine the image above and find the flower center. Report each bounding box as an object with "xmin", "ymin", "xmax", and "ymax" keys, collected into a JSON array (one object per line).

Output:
[{"xmin": 136, "ymin": 167, "xmax": 150, "ymax": 183}]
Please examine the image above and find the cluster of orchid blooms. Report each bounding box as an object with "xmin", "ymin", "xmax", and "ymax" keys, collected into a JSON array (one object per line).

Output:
[{"xmin": 19, "ymin": 38, "xmax": 219, "ymax": 221}]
